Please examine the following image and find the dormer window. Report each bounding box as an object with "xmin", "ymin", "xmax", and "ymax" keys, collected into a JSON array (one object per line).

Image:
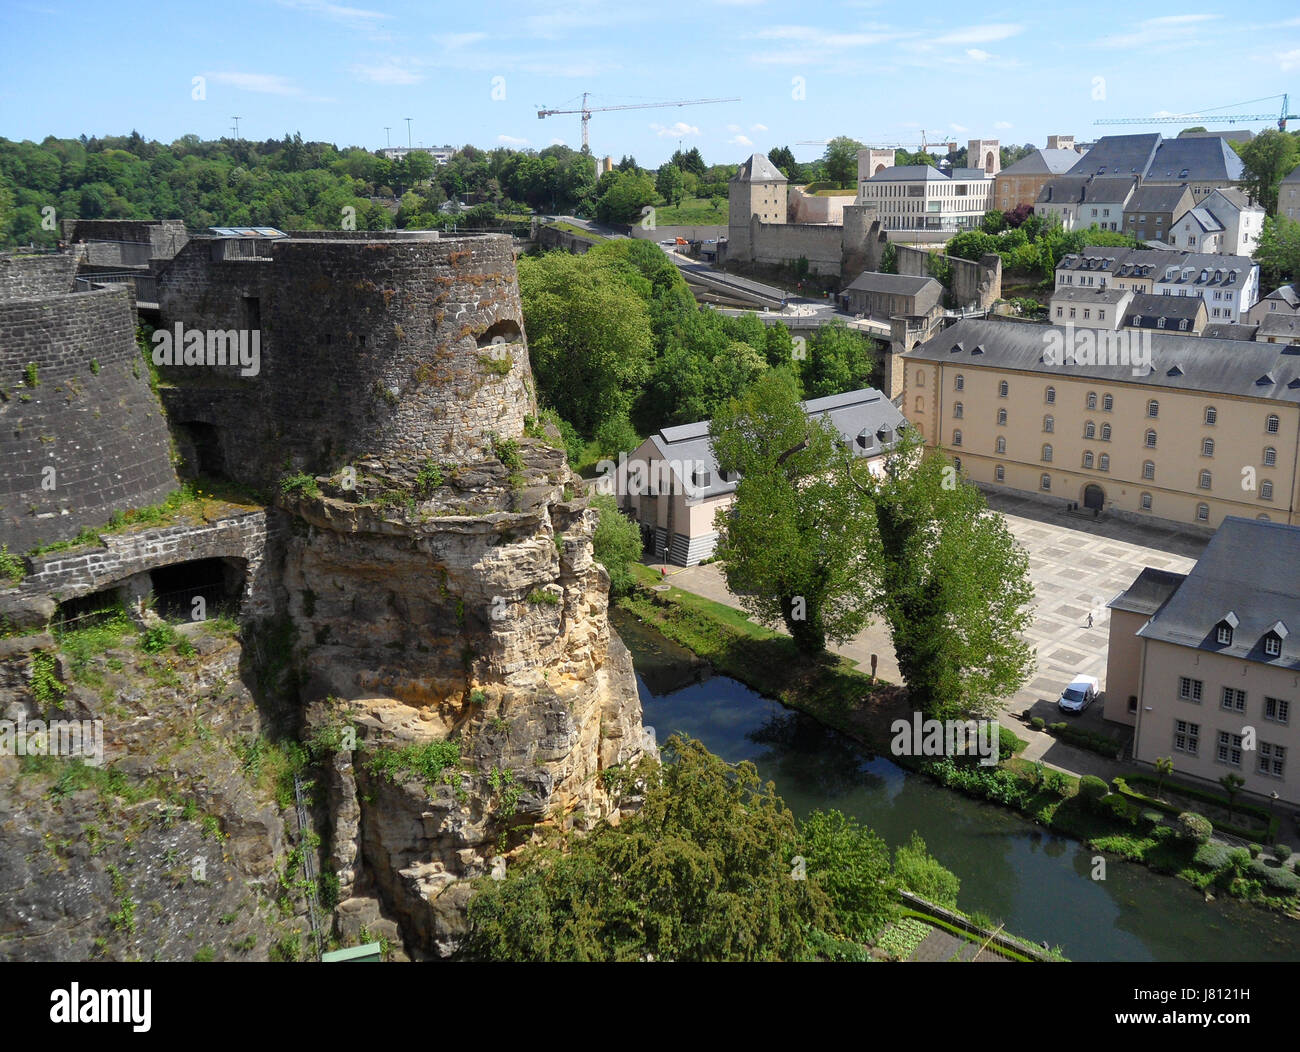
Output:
[
  {"xmin": 1216, "ymin": 611, "xmax": 1239, "ymax": 646},
  {"xmin": 692, "ymin": 467, "xmax": 712, "ymax": 489},
  {"xmin": 1264, "ymin": 621, "xmax": 1288, "ymax": 658}
]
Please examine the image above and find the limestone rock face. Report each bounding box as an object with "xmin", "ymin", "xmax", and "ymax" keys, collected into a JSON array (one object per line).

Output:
[{"xmin": 283, "ymin": 439, "xmax": 648, "ymax": 957}]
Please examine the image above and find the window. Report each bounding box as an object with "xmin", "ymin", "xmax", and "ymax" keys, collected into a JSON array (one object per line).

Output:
[
  {"xmin": 1259, "ymin": 742, "xmax": 1286, "ymax": 778},
  {"xmin": 995, "ymin": 436, "xmax": 1006, "ymax": 454},
  {"xmin": 995, "ymin": 464, "xmax": 1005, "ymax": 482},
  {"xmin": 1102, "ymin": 394, "xmax": 1113, "ymax": 411},
  {"xmin": 1179, "ymin": 677, "xmax": 1203, "ymax": 702},
  {"xmin": 915, "ymin": 396, "xmax": 924, "ymax": 413},
  {"xmin": 954, "ymin": 374, "xmax": 964, "ymax": 391},
  {"xmin": 1140, "ymin": 492, "xmax": 1153, "ymax": 510},
  {"xmin": 952, "ymin": 457, "xmax": 961, "ymax": 472},
  {"xmin": 1221, "ymin": 687, "xmax": 1246, "ymax": 712},
  {"xmin": 1265, "ymin": 697, "xmax": 1290, "ymax": 724},
  {"xmin": 1147, "ymin": 400, "xmax": 1159, "ymax": 418},
  {"xmin": 953, "ymin": 402, "xmax": 963, "ymax": 419},
  {"xmin": 1267, "ymin": 414, "xmax": 1280, "ymax": 434},
  {"xmin": 952, "ymin": 429, "xmax": 963, "ymax": 447},
  {"xmin": 1040, "ymin": 474, "xmax": 1052, "ymax": 491},
  {"xmin": 1143, "ymin": 460, "xmax": 1155, "ymax": 480},
  {"xmin": 997, "ymin": 408, "xmax": 1007, "ymax": 426},
  {"xmin": 998, "ymin": 380, "xmax": 1009, "ymax": 397},
  {"xmin": 1202, "ymin": 438, "xmax": 1214, "ymax": 457},
  {"xmin": 1199, "ymin": 470, "xmax": 1212, "ymax": 490},
  {"xmin": 1173, "ymin": 720, "xmax": 1199, "ymax": 755},
  {"xmin": 1084, "ymin": 421, "xmax": 1096, "ymax": 439},
  {"xmin": 1197, "ymin": 503, "xmax": 1209, "ymax": 521},
  {"xmin": 1045, "ymin": 386, "xmax": 1056, "ymax": 404},
  {"xmin": 1264, "ymin": 447, "xmax": 1277, "ymax": 467},
  {"xmin": 916, "ymin": 370, "xmax": 926, "ymax": 388},
  {"xmin": 1216, "ymin": 731, "xmax": 1243, "ymax": 768},
  {"xmin": 1101, "ymin": 423, "xmax": 1111, "ymax": 441},
  {"xmin": 1086, "ymin": 391, "xmax": 1098, "ymax": 410},
  {"xmin": 1262, "ymin": 480, "xmax": 1274, "ymax": 501},
  {"xmin": 1043, "ymin": 415, "xmax": 1054, "ymax": 433},
  {"xmin": 1083, "ymin": 451, "xmax": 1094, "ymax": 469},
  {"xmin": 1098, "ymin": 453, "xmax": 1110, "ymax": 472},
  {"xmin": 1145, "ymin": 430, "xmax": 1157, "ymax": 448},
  {"xmin": 1041, "ymin": 444, "xmax": 1053, "ymax": 463}
]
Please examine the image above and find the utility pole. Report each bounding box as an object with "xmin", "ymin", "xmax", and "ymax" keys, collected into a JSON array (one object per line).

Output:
[
  {"xmin": 232, "ymin": 116, "xmax": 241, "ymax": 139},
  {"xmin": 405, "ymin": 117, "xmax": 413, "ymax": 148},
  {"xmin": 384, "ymin": 126, "xmax": 391, "ymax": 148}
]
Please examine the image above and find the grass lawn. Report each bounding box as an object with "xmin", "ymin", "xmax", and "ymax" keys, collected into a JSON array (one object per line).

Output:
[
  {"xmin": 651, "ymin": 196, "xmax": 727, "ymax": 226},
  {"xmin": 548, "ymin": 220, "xmax": 607, "ymax": 242}
]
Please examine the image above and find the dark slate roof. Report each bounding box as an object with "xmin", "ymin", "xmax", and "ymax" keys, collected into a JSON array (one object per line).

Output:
[
  {"xmin": 1262, "ymin": 284, "xmax": 1299, "ymax": 308},
  {"xmin": 650, "ymin": 388, "xmax": 907, "ymax": 498},
  {"xmin": 1068, "ymin": 133, "xmax": 1161, "ymax": 178},
  {"xmin": 999, "ymin": 148, "xmax": 1080, "ymax": 177},
  {"xmin": 1124, "ymin": 184, "xmax": 1192, "ymax": 215},
  {"xmin": 1258, "ymin": 313, "xmax": 1300, "ymax": 340},
  {"xmin": 904, "ymin": 318, "xmax": 1300, "ymax": 404},
  {"xmin": 1080, "ymin": 176, "xmax": 1137, "ymax": 205},
  {"xmin": 1055, "ymin": 247, "xmax": 1255, "ymax": 288},
  {"xmin": 1124, "ymin": 293, "xmax": 1205, "ymax": 327},
  {"xmin": 1136, "ymin": 518, "xmax": 1300, "ymax": 670},
  {"xmin": 1145, "ymin": 137, "xmax": 1244, "ymax": 183},
  {"xmin": 1050, "ymin": 286, "xmax": 1130, "ymax": 305},
  {"xmin": 1178, "ymin": 129, "xmax": 1254, "ymax": 143},
  {"xmin": 732, "ymin": 153, "xmax": 787, "ymax": 183},
  {"xmin": 1283, "ymin": 163, "xmax": 1300, "ymax": 186},
  {"xmin": 1205, "ymin": 187, "xmax": 1262, "ymax": 214},
  {"xmin": 1036, "ymin": 175, "xmax": 1090, "ymax": 204},
  {"xmin": 1202, "ymin": 322, "xmax": 1259, "ymax": 340},
  {"xmin": 949, "ymin": 167, "xmax": 994, "ymax": 181},
  {"xmin": 867, "ymin": 165, "xmax": 949, "ymax": 182},
  {"xmin": 844, "ymin": 271, "xmax": 941, "ymax": 296},
  {"xmin": 1109, "ymin": 567, "xmax": 1187, "ymax": 617}
]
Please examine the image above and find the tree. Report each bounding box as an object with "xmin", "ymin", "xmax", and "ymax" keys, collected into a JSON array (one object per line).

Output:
[
  {"xmin": 1219, "ymin": 773, "xmax": 1245, "ymax": 821},
  {"xmin": 798, "ymin": 810, "xmax": 896, "ymax": 941},
  {"xmin": 823, "ymin": 136, "xmax": 864, "ymax": 188},
  {"xmin": 594, "ymin": 410, "xmax": 640, "ymax": 460},
  {"xmin": 1256, "ymin": 216, "xmax": 1300, "ymax": 289},
  {"xmin": 1238, "ymin": 130, "xmax": 1300, "ymax": 215},
  {"xmin": 892, "ymin": 833, "xmax": 960, "ymax": 907},
  {"xmin": 851, "ymin": 432, "xmax": 1035, "ymax": 719},
  {"xmin": 518, "ymin": 252, "xmax": 653, "ymax": 434},
  {"xmin": 1155, "ymin": 756, "xmax": 1174, "ymax": 800},
  {"xmin": 654, "ymin": 164, "xmax": 684, "ymax": 207},
  {"xmin": 800, "ymin": 320, "xmax": 876, "ymax": 399},
  {"xmin": 1180, "ymin": 126, "xmax": 1208, "ymax": 135},
  {"xmin": 595, "ymin": 169, "xmax": 657, "ymax": 224},
  {"xmin": 670, "ymin": 147, "xmax": 706, "ymax": 177},
  {"xmin": 709, "ymin": 369, "xmax": 877, "ymax": 656},
  {"xmin": 768, "ymin": 145, "xmax": 797, "ymax": 177},
  {"xmin": 980, "ymin": 209, "xmax": 1006, "ymax": 235},
  {"xmin": 946, "ymin": 230, "xmax": 998, "ymax": 261},
  {"xmin": 591, "ymin": 492, "xmax": 643, "ymax": 596},
  {"xmin": 879, "ymin": 242, "xmax": 898, "ymax": 274}
]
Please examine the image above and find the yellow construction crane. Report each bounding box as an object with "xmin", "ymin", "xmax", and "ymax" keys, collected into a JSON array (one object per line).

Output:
[
  {"xmin": 537, "ymin": 93, "xmax": 741, "ymax": 151},
  {"xmin": 1095, "ymin": 93, "xmax": 1297, "ymax": 132}
]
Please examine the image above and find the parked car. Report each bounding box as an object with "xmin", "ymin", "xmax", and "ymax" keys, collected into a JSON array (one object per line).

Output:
[{"xmin": 1057, "ymin": 674, "xmax": 1100, "ymax": 714}]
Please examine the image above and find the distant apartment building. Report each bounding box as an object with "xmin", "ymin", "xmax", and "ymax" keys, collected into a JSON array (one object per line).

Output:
[
  {"xmin": 856, "ymin": 141, "xmax": 998, "ymax": 232},
  {"xmin": 992, "ymin": 145, "xmax": 1081, "ymax": 211},
  {"xmin": 1054, "ymin": 247, "xmax": 1259, "ymax": 323},
  {"xmin": 900, "ymin": 318, "xmax": 1300, "ymax": 531},
  {"xmin": 378, "ymin": 145, "xmax": 455, "ymax": 165},
  {"xmin": 1048, "ymin": 286, "xmax": 1132, "ymax": 328},
  {"xmin": 1035, "ymin": 175, "xmax": 1135, "ymax": 231},
  {"xmin": 1121, "ymin": 293, "xmax": 1207, "ymax": 335},
  {"xmin": 1122, "ymin": 184, "xmax": 1194, "ymax": 245},
  {"xmin": 1281, "ymin": 164, "xmax": 1300, "ymax": 221},
  {"xmin": 1247, "ymin": 285, "xmax": 1300, "ymax": 325},
  {"xmin": 1105, "ymin": 518, "xmax": 1300, "ymax": 808},
  {"xmin": 840, "ymin": 272, "xmax": 943, "ymax": 324},
  {"xmin": 1166, "ymin": 188, "xmax": 1266, "ymax": 256}
]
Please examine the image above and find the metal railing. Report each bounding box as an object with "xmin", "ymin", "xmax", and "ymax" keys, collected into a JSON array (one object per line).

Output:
[
  {"xmin": 294, "ymin": 774, "xmax": 325, "ymax": 960},
  {"xmin": 74, "ymin": 271, "xmax": 158, "ymax": 303}
]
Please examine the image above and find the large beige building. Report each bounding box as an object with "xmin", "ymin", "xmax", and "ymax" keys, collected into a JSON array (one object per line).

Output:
[
  {"xmin": 1105, "ymin": 519, "xmax": 1300, "ymax": 808},
  {"xmin": 901, "ymin": 319, "xmax": 1300, "ymax": 531}
]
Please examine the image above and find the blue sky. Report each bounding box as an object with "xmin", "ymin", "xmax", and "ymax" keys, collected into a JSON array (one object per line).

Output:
[{"xmin": 2, "ymin": 0, "xmax": 1299, "ymax": 167}]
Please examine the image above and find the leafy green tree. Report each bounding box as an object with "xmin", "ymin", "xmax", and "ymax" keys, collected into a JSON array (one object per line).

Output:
[
  {"xmin": 591, "ymin": 492, "xmax": 644, "ymax": 596},
  {"xmin": 850, "ymin": 432, "xmax": 1035, "ymax": 719},
  {"xmin": 595, "ymin": 169, "xmax": 657, "ymax": 224},
  {"xmin": 946, "ymin": 230, "xmax": 999, "ymax": 261},
  {"xmin": 1238, "ymin": 130, "xmax": 1300, "ymax": 215},
  {"xmin": 768, "ymin": 145, "xmax": 797, "ymax": 177},
  {"xmin": 798, "ymin": 810, "xmax": 897, "ymax": 941},
  {"xmin": 879, "ymin": 242, "xmax": 898, "ymax": 274},
  {"xmin": 594, "ymin": 410, "xmax": 640, "ymax": 460},
  {"xmin": 655, "ymin": 164, "xmax": 684, "ymax": 207},
  {"xmin": 1155, "ymin": 756, "xmax": 1174, "ymax": 800},
  {"xmin": 892, "ymin": 832, "xmax": 960, "ymax": 907},
  {"xmin": 518, "ymin": 252, "xmax": 653, "ymax": 434},
  {"xmin": 1256, "ymin": 215, "xmax": 1300, "ymax": 289},
  {"xmin": 670, "ymin": 147, "xmax": 706, "ymax": 177},
  {"xmin": 801, "ymin": 321, "xmax": 876, "ymax": 399},
  {"xmin": 823, "ymin": 136, "xmax": 864, "ymax": 188},
  {"xmin": 709, "ymin": 369, "xmax": 877, "ymax": 656}
]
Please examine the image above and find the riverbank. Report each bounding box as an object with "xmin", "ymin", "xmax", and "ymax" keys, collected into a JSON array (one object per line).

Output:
[{"xmin": 616, "ymin": 571, "xmax": 1300, "ymax": 916}]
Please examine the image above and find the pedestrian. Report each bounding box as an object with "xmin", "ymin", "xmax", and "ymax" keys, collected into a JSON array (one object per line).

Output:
[{"xmin": 1087, "ymin": 612, "xmax": 1093, "ymax": 628}]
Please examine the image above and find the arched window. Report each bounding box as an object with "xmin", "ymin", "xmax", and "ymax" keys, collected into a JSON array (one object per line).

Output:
[
  {"xmin": 1196, "ymin": 503, "xmax": 1209, "ymax": 522},
  {"xmin": 997, "ymin": 408, "xmax": 1007, "ymax": 425},
  {"xmin": 1100, "ymin": 423, "xmax": 1112, "ymax": 441},
  {"xmin": 998, "ymin": 380, "xmax": 1009, "ymax": 397},
  {"xmin": 1045, "ymin": 386, "xmax": 1056, "ymax": 404},
  {"xmin": 1040, "ymin": 474, "xmax": 1052, "ymax": 491},
  {"xmin": 915, "ymin": 396, "xmax": 924, "ymax": 413},
  {"xmin": 1202, "ymin": 438, "xmax": 1214, "ymax": 457},
  {"xmin": 954, "ymin": 374, "xmax": 965, "ymax": 391},
  {"xmin": 1264, "ymin": 446, "xmax": 1277, "ymax": 467},
  {"xmin": 995, "ymin": 464, "xmax": 1005, "ymax": 482},
  {"xmin": 1267, "ymin": 414, "xmax": 1280, "ymax": 434},
  {"xmin": 1102, "ymin": 393, "xmax": 1113, "ymax": 411},
  {"xmin": 1084, "ymin": 421, "xmax": 1096, "ymax": 439},
  {"xmin": 1199, "ymin": 470, "xmax": 1212, "ymax": 490},
  {"xmin": 953, "ymin": 402, "xmax": 964, "ymax": 419},
  {"xmin": 1099, "ymin": 453, "xmax": 1110, "ymax": 471},
  {"xmin": 1086, "ymin": 391, "xmax": 1098, "ymax": 409},
  {"xmin": 1042, "ymin": 444, "xmax": 1053, "ymax": 463},
  {"xmin": 952, "ymin": 429, "xmax": 963, "ymax": 447},
  {"xmin": 1262, "ymin": 480, "xmax": 1275, "ymax": 501},
  {"xmin": 1143, "ymin": 460, "xmax": 1155, "ymax": 480},
  {"xmin": 1147, "ymin": 399, "xmax": 1159, "ymax": 418},
  {"xmin": 1083, "ymin": 451, "xmax": 1094, "ymax": 469},
  {"xmin": 1043, "ymin": 415, "xmax": 1054, "ymax": 433},
  {"xmin": 916, "ymin": 370, "xmax": 926, "ymax": 388},
  {"xmin": 953, "ymin": 456, "xmax": 962, "ymax": 472},
  {"xmin": 1145, "ymin": 429, "xmax": 1157, "ymax": 448},
  {"xmin": 1140, "ymin": 492, "xmax": 1153, "ymax": 510},
  {"xmin": 1204, "ymin": 405, "xmax": 1216, "ymax": 425},
  {"xmin": 995, "ymin": 436, "xmax": 1006, "ymax": 454}
]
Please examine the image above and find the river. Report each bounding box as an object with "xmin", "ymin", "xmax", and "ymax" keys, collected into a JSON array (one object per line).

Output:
[{"xmin": 613, "ymin": 608, "xmax": 1300, "ymax": 962}]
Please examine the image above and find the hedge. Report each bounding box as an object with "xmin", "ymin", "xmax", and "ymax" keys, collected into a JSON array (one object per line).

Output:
[
  {"xmin": 1114, "ymin": 775, "xmax": 1278, "ymax": 842},
  {"xmin": 1045, "ymin": 721, "xmax": 1124, "ymax": 759}
]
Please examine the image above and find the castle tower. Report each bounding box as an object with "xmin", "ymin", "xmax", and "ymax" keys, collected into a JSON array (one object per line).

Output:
[
  {"xmin": 727, "ymin": 153, "xmax": 788, "ymax": 263},
  {"xmin": 968, "ymin": 139, "xmax": 1001, "ymax": 175},
  {"xmin": 1047, "ymin": 135, "xmax": 1076, "ymax": 152},
  {"xmin": 857, "ymin": 148, "xmax": 896, "ymax": 183}
]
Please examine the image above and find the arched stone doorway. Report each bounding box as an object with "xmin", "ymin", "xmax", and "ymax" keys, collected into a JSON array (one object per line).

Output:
[{"xmin": 1083, "ymin": 483, "xmax": 1105, "ymax": 511}]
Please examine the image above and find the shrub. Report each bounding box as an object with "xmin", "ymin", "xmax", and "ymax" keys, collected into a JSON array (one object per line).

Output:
[
  {"xmin": 1078, "ymin": 775, "xmax": 1109, "ymax": 809},
  {"xmin": 1193, "ymin": 842, "xmax": 1232, "ymax": 870},
  {"xmin": 414, "ymin": 460, "xmax": 444, "ymax": 496},
  {"xmin": 140, "ymin": 623, "xmax": 180, "ymax": 653},
  {"xmin": 1140, "ymin": 810, "xmax": 1164, "ymax": 828},
  {"xmin": 1248, "ymin": 842, "xmax": 1263, "ymax": 859},
  {"xmin": 1275, "ymin": 844, "xmax": 1292, "ymax": 862},
  {"xmin": 279, "ymin": 472, "xmax": 321, "ymax": 500},
  {"xmin": 1030, "ymin": 716, "xmax": 1045, "ymax": 731},
  {"xmin": 1227, "ymin": 848, "xmax": 1251, "ymax": 872},
  {"xmin": 1177, "ymin": 811, "xmax": 1213, "ymax": 844},
  {"xmin": 1101, "ymin": 794, "xmax": 1138, "ymax": 826},
  {"xmin": 998, "ymin": 726, "xmax": 1026, "ymax": 761}
]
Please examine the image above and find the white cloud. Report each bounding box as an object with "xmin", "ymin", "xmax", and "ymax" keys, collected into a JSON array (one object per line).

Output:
[
  {"xmin": 1093, "ymin": 13, "xmax": 1219, "ymax": 49},
  {"xmin": 729, "ymin": 134, "xmax": 754, "ymax": 146},
  {"xmin": 751, "ymin": 122, "xmax": 768, "ymax": 132},
  {"xmin": 1143, "ymin": 13, "xmax": 1219, "ymax": 26},
  {"xmin": 1280, "ymin": 48, "xmax": 1300, "ymax": 71},
  {"xmin": 965, "ymin": 48, "xmax": 991, "ymax": 61},
  {"xmin": 497, "ymin": 134, "xmax": 529, "ymax": 146},
  {"xmin": 727, "ymin": 123, "xmax": 742, "ymax": 132},
  {"xmin": 351, "ymin": 58, "xmax": 423, "ymax": 84},
  {"xmin": 950, "ymin": 123, "xmax": 969, "ymax": 133},
  {"xmin": 931, "ymin": 23, "xmax": 1022, "ymax": 46},
  {"xmin": 276, "ymin": 0, "xmax": 389, "ymax": 37},
  {"xmin": 752, "ymin": 24, "xmax": 903, "ymax": 47},
  {"xmin": 994, "ymin": 120, "xmax": 1013, "ymax": 130},
  {"xmin": 207, "ymin": 72, "xmax": 305, "ymax": 96},
  {"xmin": 651, "ymin": 121, "xmax": 700, "ymax": 138}
]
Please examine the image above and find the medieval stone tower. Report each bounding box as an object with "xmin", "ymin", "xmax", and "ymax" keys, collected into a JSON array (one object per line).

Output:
[
  {"xmin": 858, "ymin": 148, "xmax": 896, "ymax": 180},
  {"xmin": 727, "ymin": 153, "xmax": 789, "ymax": 262},
  {"xmin": 968, "ymin": 139, "xmax": 1001, "ymax": 175}
]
